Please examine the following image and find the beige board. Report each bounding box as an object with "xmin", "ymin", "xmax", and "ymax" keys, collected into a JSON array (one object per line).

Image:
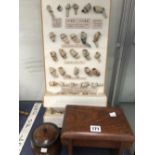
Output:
[{"xmin": 41, "ymin": 0, "xmax": 111, "ymax": 107}]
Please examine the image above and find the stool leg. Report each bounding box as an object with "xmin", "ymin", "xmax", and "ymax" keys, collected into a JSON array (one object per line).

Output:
[
  {"xmin": 68, "ymin": 141, "xmax": 73, "ymax": 155},
  {"xmin": 112, "ymin": 149, "xmax": 123, "ymax": 155},
  {"xmin": 117, "ymin": 143, "xmax": 124, "ymax": 155},
  {"xmin": 117, "ymin": 148, "xmax": 124, "ymax": 155}
]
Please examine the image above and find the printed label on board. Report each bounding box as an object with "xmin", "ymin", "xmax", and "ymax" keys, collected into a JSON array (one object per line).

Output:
[
  {"xmin": 64, "ymin": 61, "xmax": 85, "ymax": 65},
  {"xmin": 65, "ymin": 18, "xmax": 91, "ymax": 29},
  {"xmin": 90, "ymin": 125, "xmax": 101, "ymax": 133},
  {"xmin": 92, "ymin": 19, "xmax": 103, "ymax": 29}
]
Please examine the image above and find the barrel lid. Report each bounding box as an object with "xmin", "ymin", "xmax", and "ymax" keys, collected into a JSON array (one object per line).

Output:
[{"xmin": 31, "ymin": 123, "xmax": 59, "ymax": 147}]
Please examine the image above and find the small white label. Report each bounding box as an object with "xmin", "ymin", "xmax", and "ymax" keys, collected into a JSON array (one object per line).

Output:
[
  {"xmin": 90, "ymin": 125, "xmax": 101, "ymax": 133},
  {"xmin": 40, "ymin": 148, "xmax": 48, "ymax": 153},
  {"xmin": 109, "ymin": 112, "xmax": 117, "ymax": 117}
]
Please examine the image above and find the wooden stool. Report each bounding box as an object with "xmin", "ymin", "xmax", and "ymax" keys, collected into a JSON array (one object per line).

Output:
[{"xmin": 61, "ymin": 105, "xmax": 134, "ymax": 155}]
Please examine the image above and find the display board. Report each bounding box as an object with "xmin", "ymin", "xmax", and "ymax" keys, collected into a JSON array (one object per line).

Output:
[{"xmin": 41, "ymin": 0, "xmax": 111, "ymax": 107}]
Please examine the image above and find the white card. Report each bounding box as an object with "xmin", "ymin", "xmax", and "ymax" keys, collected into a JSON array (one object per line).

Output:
[
  {"xmin": 90, "ymin": 125, "xmax": 101, "ymax": 133},
  {"xmin": 40, "ymin": 148, "xmax": 48, "ymax": 153},
  {"xmin": 19, "ymin": 103, "xmax": 42, "ymax": 154},
  {"xmin": 109, "ymin": 112, "xmax": 117, "ymax": 117}
]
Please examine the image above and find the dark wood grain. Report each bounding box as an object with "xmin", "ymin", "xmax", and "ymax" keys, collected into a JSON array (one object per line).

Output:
[{"xmin": 61, "ymin": 105, "xmax": 134, "ymax": 155}]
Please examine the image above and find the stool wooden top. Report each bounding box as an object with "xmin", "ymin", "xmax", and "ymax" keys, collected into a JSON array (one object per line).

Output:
[{"xmin": 61, "ymin": 105, "xmax": 134, "ymax": 142}]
